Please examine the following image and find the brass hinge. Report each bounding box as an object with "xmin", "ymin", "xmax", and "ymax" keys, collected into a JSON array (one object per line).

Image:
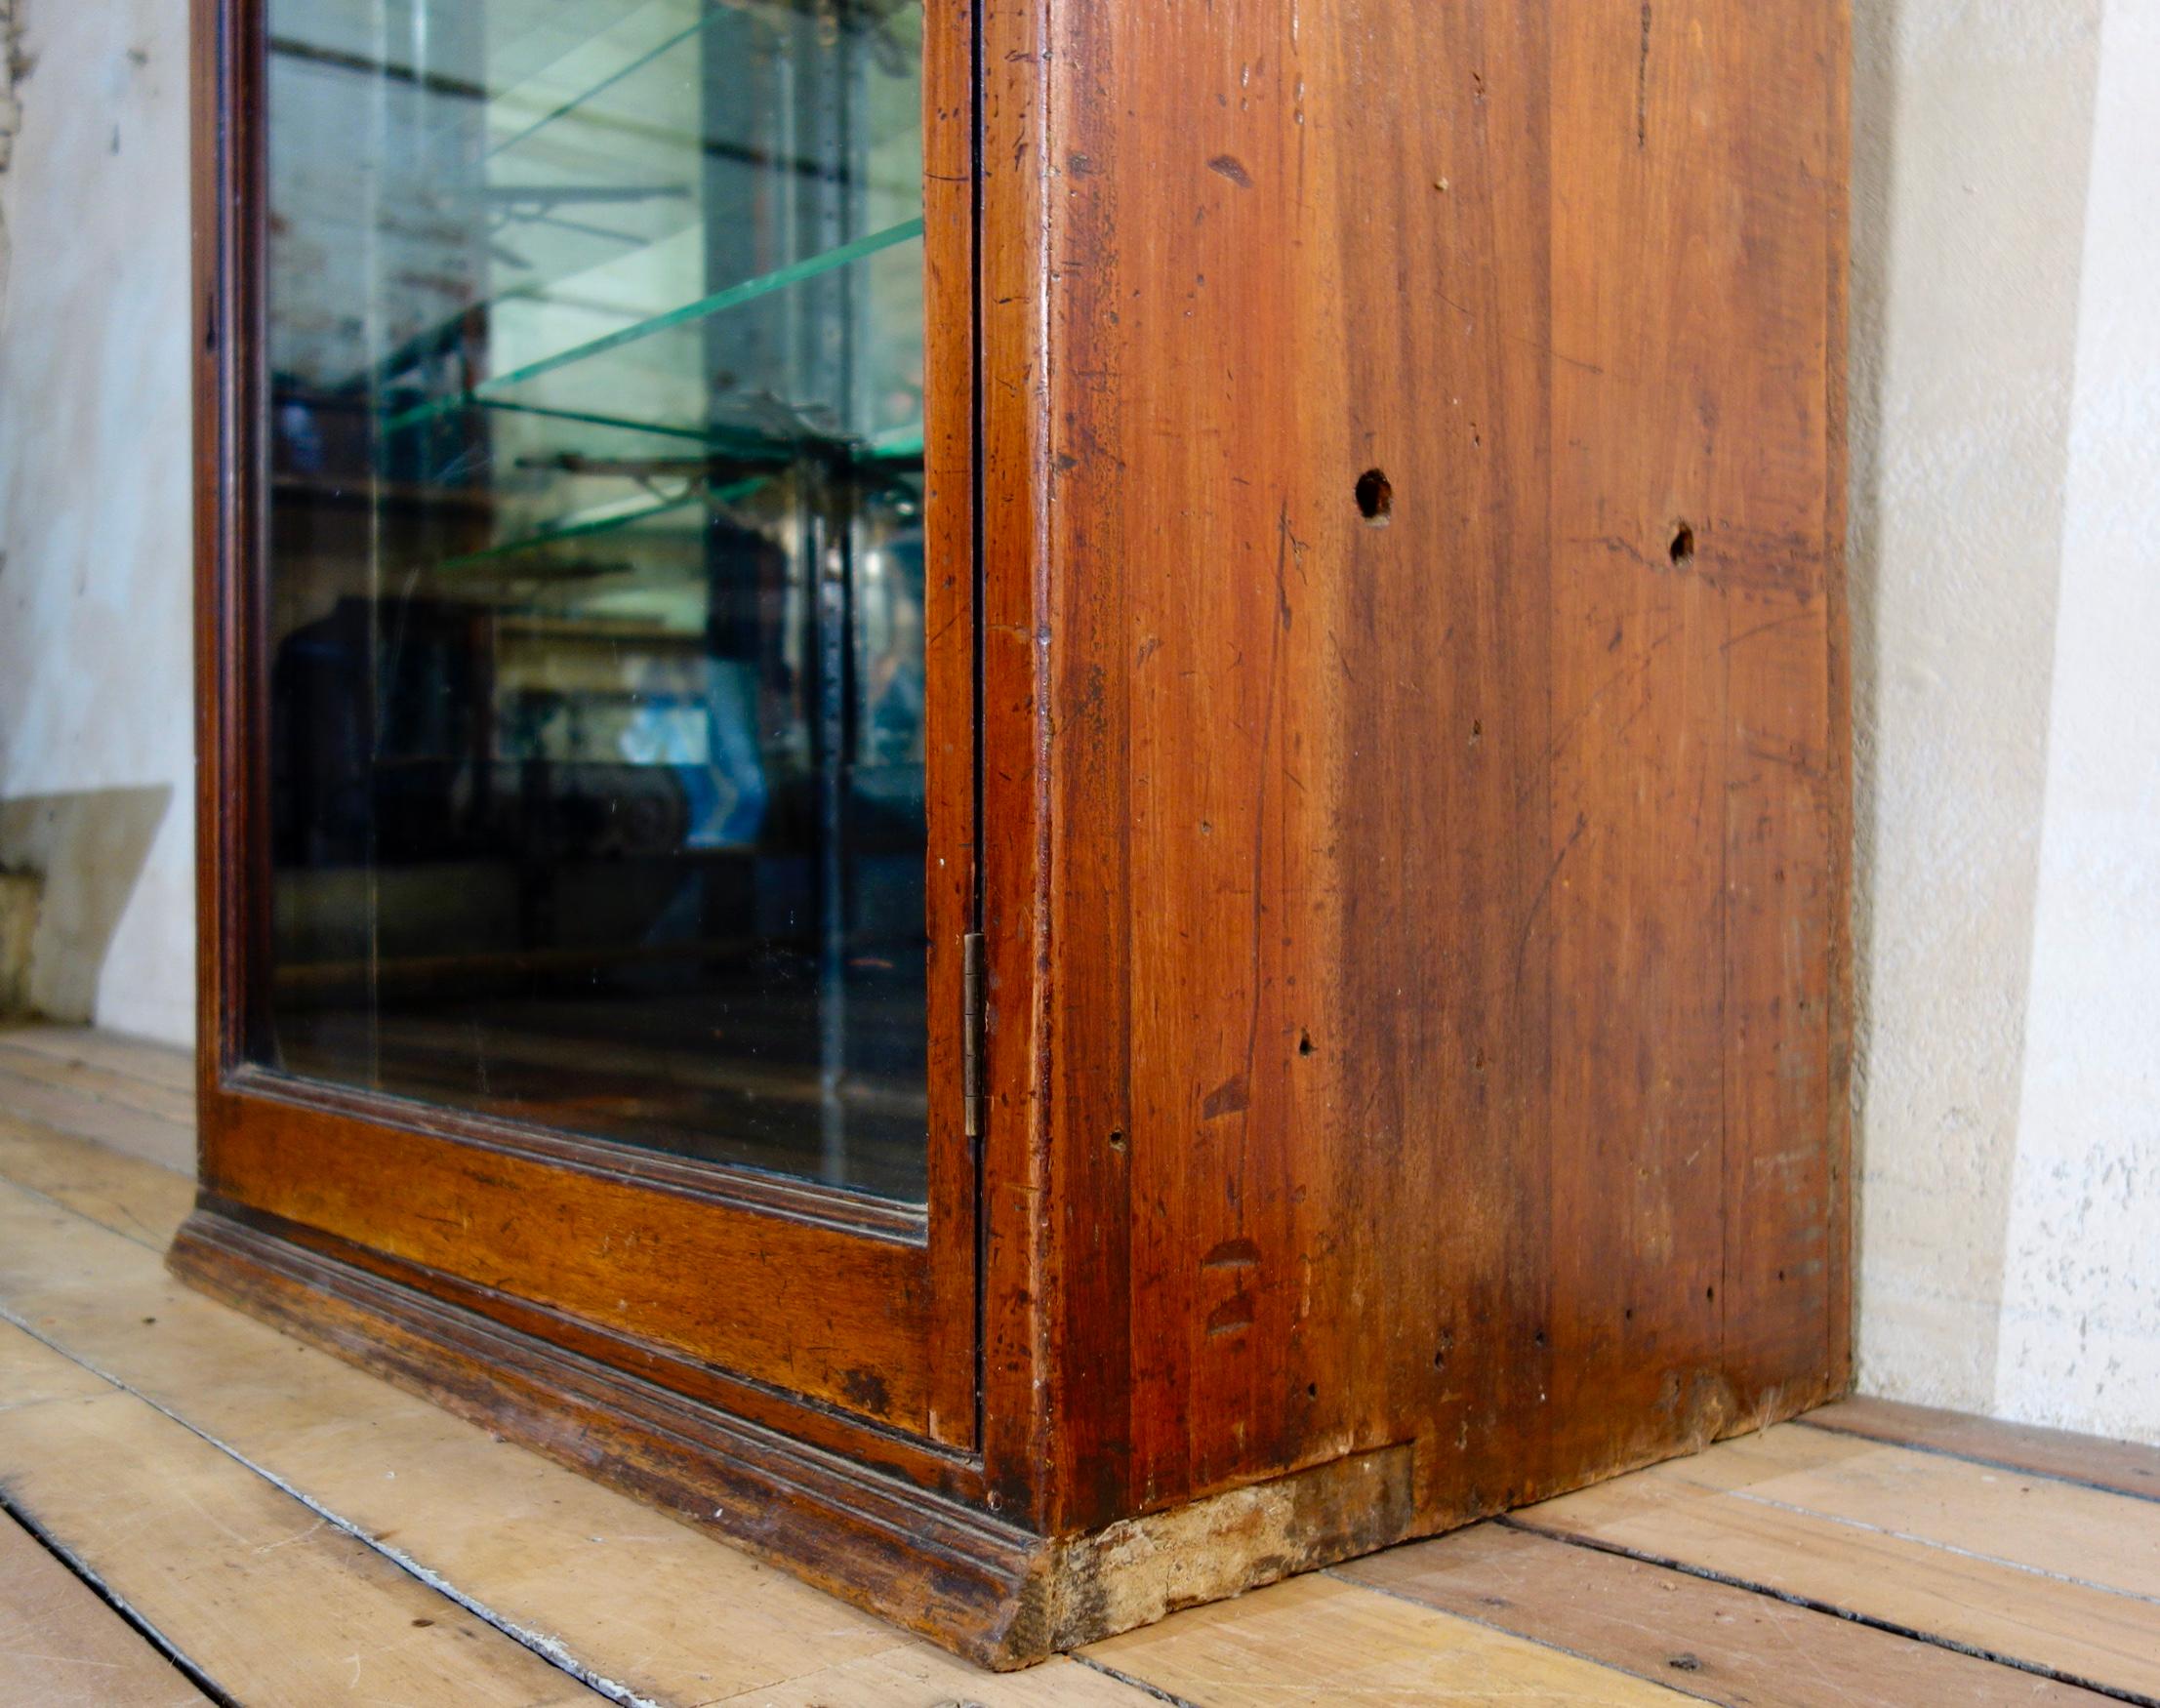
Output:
[{"xmin": 962, "ymin": 931, "xmax": 986, "ymax": 1140}]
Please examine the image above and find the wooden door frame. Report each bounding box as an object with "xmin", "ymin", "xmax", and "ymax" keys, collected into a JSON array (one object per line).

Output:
[{"xmin": 182, "ymin": 0, "xmax": 993, "ymax": 1478}]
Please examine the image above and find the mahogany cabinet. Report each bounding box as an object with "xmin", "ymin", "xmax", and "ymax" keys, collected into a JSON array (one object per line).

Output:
[{"xmin": 179, "ymin": 0, "xmax": 1851, "ymax": 1668}]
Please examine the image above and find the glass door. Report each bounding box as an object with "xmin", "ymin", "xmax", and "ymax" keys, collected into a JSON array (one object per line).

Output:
[{"xmin": 256, "ymin": 0, "xmax": 935, "ymax": 1202}]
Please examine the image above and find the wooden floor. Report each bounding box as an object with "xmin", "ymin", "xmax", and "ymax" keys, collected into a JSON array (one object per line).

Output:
[{"xmin": 3, "ymin": 1024, "xmax": 2156, "ymax": 1707}]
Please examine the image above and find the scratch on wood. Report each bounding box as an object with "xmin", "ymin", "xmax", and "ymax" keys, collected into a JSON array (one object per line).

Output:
[
  {"xmin": 1202, "ymin": 1076, "xmax": 1249, "ymax": 1120},
  {"xmin": 1515, "ymin": 811, "xmax": 1591, "ymax": 990},
  {"xmin": 1637, "ymin": 4, "xmax": 1652, "ymax": 147}
]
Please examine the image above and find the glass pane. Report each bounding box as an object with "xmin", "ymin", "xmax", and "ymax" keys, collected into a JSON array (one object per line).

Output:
[{"xmin": 260, "ymin": 0, "xmax": 932, "ymax": 1202}]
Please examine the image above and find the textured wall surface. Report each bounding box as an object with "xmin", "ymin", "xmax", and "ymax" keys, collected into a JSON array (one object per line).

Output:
[
  {"xmin": 1991, "ymin": 0, "xmax": 2160, "ymax": 1442},
  {"xmin": 0, "ymin": 1, "xmax": 2151, "ymax": 1433},
  {"xmin": 1851, "ymin": 0, "xmax": 2159, "ymax": 1440},
  {"xmin": 0, "ymin": 0, "xmax": 193, "ymax": 1043}
]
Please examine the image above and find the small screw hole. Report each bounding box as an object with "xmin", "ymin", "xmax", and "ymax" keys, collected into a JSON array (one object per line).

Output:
[
  {"xmin": 1307, "ymin": 1382, "xmax": 1319, "ymax": 1400},
  {"xmin": 1297, "ymin": 1031, "xmax": 1315, "ymax": 1056},
  {"xmin": 1356, "ymin": 468, "xmax": 1394, "ymax": 525},
  {"xmin": 1669, "ymin": 522, "xmax": 1695, "ymax": 567},
  {"xmin": 1108, "ymin": 1129, "xmax": 1126, "ymax": 1153}
]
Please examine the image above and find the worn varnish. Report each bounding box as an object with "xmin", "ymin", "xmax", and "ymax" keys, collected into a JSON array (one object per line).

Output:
[
  {"xmin": 1016, "ymin": 0, "xmax": 1848, "ymax": 1534},
  {"xmin": 181, "ymin": 0, "xmax": 1851, "ymax": 1666}
]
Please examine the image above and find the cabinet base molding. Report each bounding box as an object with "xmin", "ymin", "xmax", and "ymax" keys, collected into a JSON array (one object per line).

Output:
[{"xmin": 169, "ymin": 1205, "xmax": 1421, "ymax": 1668}]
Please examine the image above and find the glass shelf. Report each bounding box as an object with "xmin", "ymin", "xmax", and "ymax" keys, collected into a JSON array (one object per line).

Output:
[
  {"xmin": 482, "ymin": 7, "xmax": 725, "ymax": 166},
  {"xmin": 384, "ymin": 218, "xmax": 926, "ymax": 438},
  {"xmin": 342, "ymin": 0, "xmax": 924, "ymax": 410},
  {"xmin": 436, "ymin": 474, "xmax": 768, "ymax": 577}
]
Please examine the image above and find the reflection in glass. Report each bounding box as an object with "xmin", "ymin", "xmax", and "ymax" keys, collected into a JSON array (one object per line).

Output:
[{"xmin": 261, "ymin": 0, "xmax": 931, "ymax": 1201}]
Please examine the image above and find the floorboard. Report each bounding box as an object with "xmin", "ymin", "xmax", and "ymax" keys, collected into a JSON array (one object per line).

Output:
[
  {"xmin": 0, "ymin": 1321, "xmax": 595, "ymax": 1706},
  {"xmin": 0, "ymin": 1026, "xmax": 195, "ymax": 1097},
  {"xmin": 1515, "ymin": 1430, "xmax": 2160, "ymax": 1700},
  {"xmin": 1080, "ymin": 1573, "xmax": 1699, "ymax": 1705},
  {"xmin": 1806, "ymin": 1396, "xmax": 2160, "ymax": 1505},
  {"xmin": 0, "ymin": 1178, "xmax": 1147, "ymax": 1706},
  {"xmin": 0, "ymin": 1039, "xmax": 196, "ymax": 1127},
  {"xmin": 4, "ymin": 1022, "xmax": 2159, "ymax": 1707},
  {"xmin": 0, "ymin": 1062, "xmax": 193, "ymax": 1173},
  {"xmin": 0, "ymin": 1510, "xmax": 212, "ymax": 1707},
  {"xmin": 0, "ymin": 1112, "xmax": 193, "ymax": 1250},
  {"xmin": 1338, "ymin": 1521, "xmax": 2110, "ymax": 1706}
]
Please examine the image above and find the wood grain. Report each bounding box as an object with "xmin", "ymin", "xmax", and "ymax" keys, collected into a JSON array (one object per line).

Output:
[
  {"xmin": 0, "ymin": 1065, "xmax": 193, "ymax": 1174},
  {"xmin": 0, "ymin": 1026, "xmax": 194, "ymax": 1096},
  {"xmin": 1081, "ymin": 1572, "xmax": 1698, "ymax": 1706},
  {"xmin": 917, "ymin": 0, "xmax": 987, "ymax": 1455},
  {"xmin": 0, "ymin": 1183, "xmax": 946, "ymax": 1701},
  {"xmin": 1339, "ymin": 1522, "xmax": 2107, "ymax": 1707},
  {"xmin": 18, "ymin": 1087, "xmax": 2155, "ymax": 1700},
  {"xmin": 0, "ymin": 1513, "xmax": 211, "ymax": 1708},
  {"xmin": 1805, "ymin": 1396, "xmax": 2160, "ymax": 1503},
  {"xmin": 1020, "ymin": 0, "xmax": 1849, "ymax": 1532},
  {"xmin": 0, "ymin": 1114, "xmax": 193, "ymax": 1251},
  {"xmin": 706, "ymin": 1647, "xmax": 1148, "ymax": 1705},
  {"xmin": 1516, "ymin": 1427, "xmax": 2160, "ymax": 1698},
  {"xmin": 973, "ymin": 0, "xmax": 1062, "ymax": 1534},
  {"xmin": 1671, "ymin": 1427, "xmax": 2160, "ymax": 1599},
  {"xmin": 0, "ymin": 1043, "xmax": 196, "ymax": 1128},
  {"xmin": 5, "ymin": 1177, "xmax": 1392, "ymax": 1685},
  {"xmin": 0, "ymin": 1323, "xmax": 595, "ymax": 1706},
  {"xmin": 194, "ymin": 1098, "xmax": 941, "ymax": 1432}
]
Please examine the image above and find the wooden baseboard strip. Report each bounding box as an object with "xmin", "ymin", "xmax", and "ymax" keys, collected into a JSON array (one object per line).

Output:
[
  {"xmin": 0, "ymin": 1181, "xmax": 1157, "ymax": 1702},
  {"xmin": 170, "ymin": 1201, "xmax": 1433, "ymax": 1670}
]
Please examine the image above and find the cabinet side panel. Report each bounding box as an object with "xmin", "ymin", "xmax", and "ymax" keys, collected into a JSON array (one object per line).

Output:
[{"xmin": 1037, "ymin": 0, "xmax": 1847, "ymax": 1529}]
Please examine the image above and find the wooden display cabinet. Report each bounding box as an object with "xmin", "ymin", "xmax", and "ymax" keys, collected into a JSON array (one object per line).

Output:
[{"xmin": 180, "ymin": 0, "xmax": 1851, "ymax": 1668}]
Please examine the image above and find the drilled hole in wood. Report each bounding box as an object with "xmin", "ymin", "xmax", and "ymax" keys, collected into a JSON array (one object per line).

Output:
[
  {"xmin": 1669, "ymin": 521, "xmax": 1695, "ymax": 567},
  {"xmin": 1356, "ymin": 468, "xmax": 1394, "ymax": 525},
  {"xmin": 1108, "ymin": 1129, "xmax": 1126, "ymax": 1153},
  {"xmin": 1307, "ymin": 1382, "xmax": 1320, "ymax": 1400},
  {"xmin": 1297, "ymin": 1031, "xmax": 1315, "ymax": 1056}
]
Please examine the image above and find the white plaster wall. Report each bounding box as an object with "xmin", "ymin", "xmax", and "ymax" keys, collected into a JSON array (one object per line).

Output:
[
  {"xmin": 1992, "ymin": 0, "xmax": 2160, "ymax": 1441},
  {"xmin": 0, "ymin": 0, "xmax": 194, "ymax": 1044},
  {"xmin": 1848, "ymin": 0, "xmax": 2101, "ymax": 1412},
  {"xmin": 1852, "ymin": 0, "xmax": 2160, "ymax": 1441}
]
